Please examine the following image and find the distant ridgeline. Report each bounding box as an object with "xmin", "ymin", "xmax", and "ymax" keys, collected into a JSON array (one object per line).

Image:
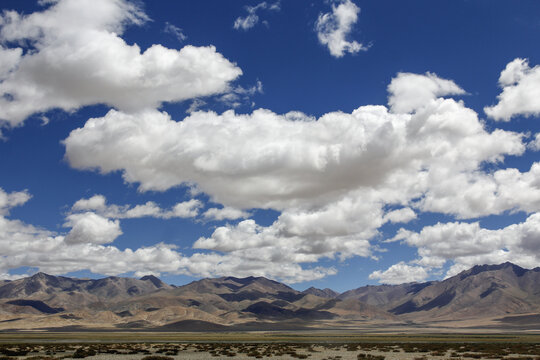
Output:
[{"xmin": 0, "ymin": 262, "xmax": 538, "ymax": 331}]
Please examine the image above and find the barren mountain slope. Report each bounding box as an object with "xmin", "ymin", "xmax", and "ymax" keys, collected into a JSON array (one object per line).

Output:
[
  {"xmin": 0, "ymin": 262, "xmax": 538, "ymax": 330},
  {"xmin": 0, "ymin": 272, "xmax": 172, "ymax": 311}
]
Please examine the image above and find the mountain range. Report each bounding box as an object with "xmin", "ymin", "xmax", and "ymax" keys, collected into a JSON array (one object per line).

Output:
[{"xmin": 0, "ymin": 262, "xmax": 538, "ymax": 331}]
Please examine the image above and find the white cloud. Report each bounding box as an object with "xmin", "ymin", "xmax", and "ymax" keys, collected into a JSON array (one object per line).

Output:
[
  {"xmin": 64, "ymin": 212, "xmax": 122, "ymax": 245},
  {"xmin": 383, "ymin": 207, "xmax": 417, "ymax": 224},
  {"xmin": 0, "ymin": 187, "xmax": 333, "ymax": 283},
  {"xmin": 177, "ymin": 252, "xmax": 335, "ymax": 284},
  {"xmin": 485, "ymin": 58, "xmax": 540, "ymax": 121},
  {"xmin": 388, "ymin": 72, "xmax": 466, "ymax": 114},
  {"xmin": 0, "ymin": 213, "xmax": 188, "ymax": 276},
  {"xmin": 203, "ymin": 207, "xmax": 250, "ymax": 221},
  {"xmin": 61, "ymin": 72, "xmax": 530, "ymax": 278},
  {"xmin": 233, "ymin": 1, "xmax": 280, "ymax": 31},
  {"xmin": 186, "ymin": 99, "xmax": 207, "ymax": 114},
  {"xmin": 418, "ymin": 162, "xmax": 540, "ymax": 219},
  {"xmin": 315, "ymin": 0, "xmax": 366, "ymax": 57},
  {"xmin": 369, "ymin": 262, "xmax": 429, "ymax": 285},
  {"xmin": 171, "ymin": 200, "xmax": 203, "ymax": 218},
  {"xmin": 193, "ymin": 192, "xmax": 409, "ymax": 272},
  {"xmin": 218, "ymin": 81, "xmax": 263, "ymax": 108},
  {"xmin": 529, "ymin": 133, "xmax": 540, "ymax": 151},
  {"xmin": 3, "ymin": 68, "xmax": 536, "ymax": 284},
  {"xmin": 0, "ymin": 0, "xmax": 242, "ymax": 126},
  {"xmin": 194, "ymin": 205, "xmax": 375, "ymax": 264},
  {"xmin": 64, "ymin": 77, "xmax": 523, "ymax": 214},
  {"xmin": 0, "ymin": 46, "xmax": 21, "ymax": 80},
  {"xmin": 235, "ymin": 80, "xmax": 264, "ymax": 96},
  {"xmin": 390, "ymin": 212, "xmax": 540, "ymax": 279},
  {"xmin": 72, "ymin": 194, "xmax": 201, "ymax": 219},
  {"xmin": 0, "ymin": 188, "xmax": 31, "ymax": 216},
  {"xmin": 72, "ymin": 194, "xmax": 107, "ymax": 212}
]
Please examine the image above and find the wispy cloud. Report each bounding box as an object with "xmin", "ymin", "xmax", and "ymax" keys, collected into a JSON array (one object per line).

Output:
[
  {"xmin": 164, "ymin": 22, "xmax": 187, "ymax": 42},
  {"xmin": 234, "ymin": 1, "xmax": 280, "ymax": 31},
  {"xmin": 219, "ymin": 80, "xmax": 263, "ymax": 108}
]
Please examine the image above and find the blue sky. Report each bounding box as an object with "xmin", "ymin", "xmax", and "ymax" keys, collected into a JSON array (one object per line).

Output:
[{"xmin": 0, "ymin": 0, "xmax": 539, "ymax": 292}]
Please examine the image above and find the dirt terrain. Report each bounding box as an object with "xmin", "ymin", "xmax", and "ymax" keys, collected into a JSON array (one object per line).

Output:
[{"xmin": 0, "ymin": 333, "xmax": 539, "ymax": 360}]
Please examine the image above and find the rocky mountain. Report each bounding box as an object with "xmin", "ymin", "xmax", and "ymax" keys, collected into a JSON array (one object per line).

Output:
[
  {"xmin": 389, "ymin": 262, "xmax": 540, "ymax": 321},
  {"xmin": 302, "ymin": 287, "xmax": 340, "ymax": 298},
  {"xmin": 0, "ymin": 262, "xmax": 538, "ymax": 331},
  {"xmin": 0, "ymin": 272, "xmax": 172, "ymax": 313},
  {"xmin": 340, "ymin": 262, "xmax": 540, "ymax": 321},
  {"xmin": 338, "ymin": 282, "xmax": 432, "ymax": 307}
]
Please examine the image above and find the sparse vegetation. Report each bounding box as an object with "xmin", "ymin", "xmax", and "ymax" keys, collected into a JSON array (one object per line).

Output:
[
  {"xmin": 141, "ymin": 356, "xmax": 174, "ymax": 360},
  {"xmin": 0, "ymin": 334, "xmax": 537, "ymax": 360}
]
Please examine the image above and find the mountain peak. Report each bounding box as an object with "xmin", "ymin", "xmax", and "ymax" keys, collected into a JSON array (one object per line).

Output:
[
  {"xmin": 30, "ymin": 272, "xmax": 54, "ymax": 279},
  {"xmin": 302, "ymin": 286, "xmax": 339, "ymax": 298},
  {"xmin": 140, "ymin": 275, "xmax": 166, "ymax": 288},
  {"xmin": 460, "ymin": 262, "xmax": 527, "ymax": 280}
]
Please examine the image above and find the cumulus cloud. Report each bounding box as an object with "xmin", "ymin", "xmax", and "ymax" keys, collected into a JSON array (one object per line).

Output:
[
  {"xmin": 0, "ymin": 188, "xmax": 31, "ymax": 215},
  {"xmin": 418, "ymin": 162, "xmax": 540, "ymax": 219},
  {"xmin": 64, "ymin": 76, "xmax": 523, "ymax": 213},
  {"xmin": 178, "ymin": 252, "xmax": 335, "ymax": 284},
  {"xmin": 0, "ymin": 0, "xmax": 242, "ymax": 126},
  {"xmin": 315, "ymin": 0, "xmax": 366, "ymax": 57},
  {"xmin": 171, "ymin": 200, "xmax": 203, "ymax": 219},
  {"xmin": 383, "ymin": 207, "xmax": 417, "ymax": 224},
  {"xmin": 0, "ymin": 208, "xmax": 186, "ymax": 275},
  {"xmin": 72, "ymin": 194, "xmax": 202, "ymax": 219},
  {"xmin": 233, "ymin": 1, "xmax": 280, "ymax": 31},
  {"xmin": 529, "ymin": 133, "xmax": 540, "ymax": 151},
  {"xmin": 485, "ymin": 58, "xmax": 540, "ymax": 121},
  {"xmin": 60, "ymin": 71, "xmax": 533, "ymax": 282},
  {"xmin": 0, "ymin": 187, "xmax": 332, "ymax": 283},
  {"xmin": 369, "ymin": 262, "xmax": 429, "ymax": 284},
  {"xmin": 388, "ymin": 72, "xmax": 466, "ymax": 114},
  {"xmin": 64, "ymin": 212, "xmax": 122, "ymax": 245},
  {"xmin": 203, "ymin": 207, "xmax": 251, "ymax": 221},
  {"xmin": 194, "ymin": 206, "xmax": 374, "ymax": 263},
  {"xmin": 390, "ymin": 212, "xmax": 540, "ymax": 279},
  {"xmin": 3, "ymin": 68, "xmax": 537, "ymax": 284}
]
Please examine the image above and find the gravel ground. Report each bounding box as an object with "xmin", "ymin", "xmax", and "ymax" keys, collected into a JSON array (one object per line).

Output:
[
  {"xmin": 11, "ymin": 344, "xmax": 540, "ymax": 360},
  {"xmin": 6, "ymin": 342, "xmax": 539, "ymax": 360}
]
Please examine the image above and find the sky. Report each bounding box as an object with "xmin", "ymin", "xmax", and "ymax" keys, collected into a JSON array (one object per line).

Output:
[{"xmin": 0, "ymin": 0, "xmax": 539, "ymax": 292}]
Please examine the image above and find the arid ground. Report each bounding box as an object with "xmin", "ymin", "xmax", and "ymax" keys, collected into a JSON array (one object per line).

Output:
[{"xmin": 0, "ymin": 332, "xmax": 538, "ymax": 360}]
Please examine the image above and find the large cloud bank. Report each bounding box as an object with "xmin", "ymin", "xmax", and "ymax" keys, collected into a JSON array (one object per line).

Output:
[{"xmin": 61, "ymin": 70, "xmax": 540, "ymax": 283}]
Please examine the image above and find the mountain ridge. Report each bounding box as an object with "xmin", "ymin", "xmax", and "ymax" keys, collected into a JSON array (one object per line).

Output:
[{"xmin": 0, "ymin": 262, "xmax": 538, "ymax": 331}]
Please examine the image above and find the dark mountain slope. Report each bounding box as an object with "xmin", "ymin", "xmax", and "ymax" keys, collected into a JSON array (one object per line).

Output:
[{"xmin": 302, "ymin": 287, "xmax": 339, "ymax": 298}]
